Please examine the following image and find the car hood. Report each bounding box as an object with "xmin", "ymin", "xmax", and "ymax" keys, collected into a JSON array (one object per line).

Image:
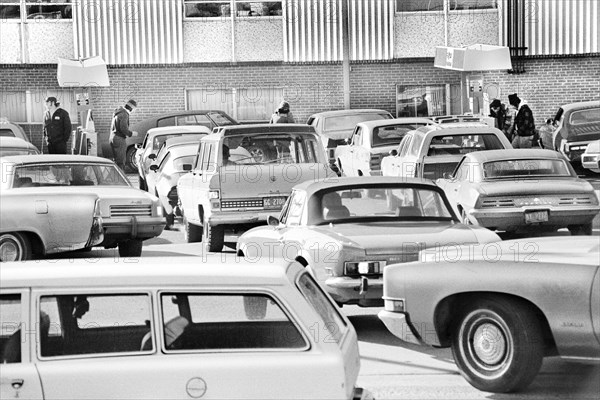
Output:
[
  {"xmin": 313, "ymin": 222, "xmax": 480, "ymax": 255},
  {"xmin": 479, "ymin": 178, "xmax": 594, "ymax": 196}
]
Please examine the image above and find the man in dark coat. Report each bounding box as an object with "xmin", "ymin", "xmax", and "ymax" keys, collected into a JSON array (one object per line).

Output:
[
  {"xmin": 109, "ymin": 99, "xmax": 137, "ymax": 171},
  {"xmin": 43, "ymin": 96, "xmax": 72, "ymax": 154},
  {"xmin": 508, "ymin": 93, "xmax": 536, "ymax": 148}
]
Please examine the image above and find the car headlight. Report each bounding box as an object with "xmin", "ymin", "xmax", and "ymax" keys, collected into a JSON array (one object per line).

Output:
[
  {"xmin": 344, "ymin": 261, "xmax": 384, "ymax": 276},
  {"xmin": 208, "ymin": 190, "xmax": 220, "ymax": 199}
]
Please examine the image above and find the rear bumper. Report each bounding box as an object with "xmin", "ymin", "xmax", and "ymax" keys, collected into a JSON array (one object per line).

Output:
[
  {"xmin": 470, "ymin": 206, "xmax": 600, "ymax": 230},
  {"xmin": 208, "ymin": 209, "xmax": 281, "ymax": 226},
  {"xmin": 325, "ymin": 276, "xmax": 383, "ymax": 306},
  {"xmin": 102, "ymin": 216, "xmax": 165, "ymax": 243}
]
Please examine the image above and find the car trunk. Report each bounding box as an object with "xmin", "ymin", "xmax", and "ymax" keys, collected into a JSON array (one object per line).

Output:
[{"xmin": 479, "ymin": 178, "xmax": 595, "ymax": 197}]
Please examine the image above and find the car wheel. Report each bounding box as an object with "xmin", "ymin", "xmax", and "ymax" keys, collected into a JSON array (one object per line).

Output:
[
  {"xmin": 165, "ymin": 211, "xmax": 175, "ymax": 230},
  {"xmin": 118, "ymin": 239, "xmax": 143, "ymax": 257},
  {"xmin": 568, "ymin": 223, "xmax": 592, "ymax": 236},
  {"xmin": 451, "ymin": 296, "xmax": 544, "ymax": 393},
  {"xmin": 0, "ymin": 233, "xmax": 32, "ymax": 262},
  {"xmin": 204, "ymin": 222, "xmax": 224, "ymax": 253},
  {"xmin": 183, "ymin": 216, "xmax": 203, "ymax": 243},
  {"xmin": 138, "ymin": 175, "xmax": 147, "ymax": 191},
  {"xmin": 125, "ymin": 146, "xmax": 138, "ymax": 173}
]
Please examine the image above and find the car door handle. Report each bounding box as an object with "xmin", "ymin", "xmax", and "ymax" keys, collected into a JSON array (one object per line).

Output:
[{"xmin": 12, "ymin": 379, "xmax": 24, "ymax": 390}]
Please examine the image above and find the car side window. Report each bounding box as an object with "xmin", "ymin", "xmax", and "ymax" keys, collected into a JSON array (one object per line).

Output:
[
  {"xmin": 39, "ymin": 294, "xmax": 153, "ymax": 358},
  {"xmin": 0, "ymin": 128, "xmax": 16, "ymax": 137},
  {"xmin": 160, "ymin": 293, "xmax": 308, "ymax": 351},
  {"xmin": 201, "ymin": 143, "xmax": 212, "ymax": 171},
  {"xmin": 285, "ymin": 191, "xmax": 306, "ymax": 226},
  {"xmin": 157, "ymin": 117, "xmax": 175, "ymax": 127},
  {"xmin": 351, "ymin": 127, "xmax": 361, "ymax": 145},
  {"xmin": 400, "ymin": 136, "xmax": 413, "ymax": 157},
  {"xmin": 194, "ymin": 142, "xmax": 205, "ymax": 170},
  {"xmin": 0, "ymin": 294, "xmax": 22, "ymax": 364}
]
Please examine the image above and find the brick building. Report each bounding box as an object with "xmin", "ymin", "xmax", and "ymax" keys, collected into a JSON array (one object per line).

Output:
[{"xmin": 1, "ymin": 0, "xmax": 598, "ymax": 157}]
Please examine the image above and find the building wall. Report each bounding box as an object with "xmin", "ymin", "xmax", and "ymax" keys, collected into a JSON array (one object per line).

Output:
[
  {"xmin": 2, "ymin": 55, "xmax": 598, "ymax": 157},
  {"xmin": 0, "ymin": 22, "xmax": 22, "ymax": 64}
]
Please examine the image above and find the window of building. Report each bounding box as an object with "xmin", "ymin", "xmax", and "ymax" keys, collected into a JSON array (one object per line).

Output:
[
  {"xmin": 1, "ymin": 89, "xmax": 78, "ymax": 124},
  {"xmin": 396, "ymin": 85, "xmax": 463, "ymax": 118},
  {"xmin": 187, "ymin": 87, "xmax": 284, "ymax": 122},
  {"xmin": 184, "ymin": 1, "xmax": 282, "ymax": 18},
  {"xmin": 449, "ymin": 0, "xmax": 497, "ymax": 11},
  {"xmin": 396, "ymin": 0, "xmax": 444, "ymax": 12},
  {"xmin": 160, "ymin": 293, "xmax": 308, "ymax": 351},
  {"xmin": 0, "ymin": 1, "xmax": 72, "ymax": 19}
]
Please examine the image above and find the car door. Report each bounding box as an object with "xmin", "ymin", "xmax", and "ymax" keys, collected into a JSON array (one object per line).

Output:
[{"xmin": 0, "ymin": 290, "xmax": 44, "ymax": 400}]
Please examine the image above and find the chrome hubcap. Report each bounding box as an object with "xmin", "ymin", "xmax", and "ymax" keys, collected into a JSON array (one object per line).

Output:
[
  {"xmin": 472, "ymin": 322, "xmax": 506, "ymax": 365},
  {"xmin": 0, "ymin": 241, "xmax": 19, "ymax": 262}
]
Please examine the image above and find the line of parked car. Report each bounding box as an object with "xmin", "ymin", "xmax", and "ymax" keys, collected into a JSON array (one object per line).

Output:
[{"xmin": 1, "ymin": 101, "xmax": 599, "ymax": 397}]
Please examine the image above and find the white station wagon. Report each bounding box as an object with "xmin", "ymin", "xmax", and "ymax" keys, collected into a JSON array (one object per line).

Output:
[{"xmin": 0, "ymin": 257, "xmax": 370, "ymax": 400}]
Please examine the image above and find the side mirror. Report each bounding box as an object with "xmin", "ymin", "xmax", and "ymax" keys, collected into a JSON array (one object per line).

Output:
[
  {"xmin": 149, "ymin": 164, "xmax": 159, "ymax": 172},
  {"xmin": 182, "ymin": 164, "xmax": 192, "ymax": 171},
  {"xmin": 268, "ymin": 215, "xmax": 280, "ymax": 227},
  {"xmin": 443, "ymin": 172, "xmax": 453, "ymax": 180},
  {"xmin": 148, "ymin": 154, "xmax": 157, "ymax": 160},
  {"xmin": 390, "ymin": 149, "xmax": 398, "ymax": 156},
  {"xmin": 134, "ymin": 143, "xmax": 142, "ymax": 149}
]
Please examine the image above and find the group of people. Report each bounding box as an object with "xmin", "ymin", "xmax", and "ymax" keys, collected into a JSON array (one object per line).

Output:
[{"xmin": 489, "ymin": 93, "xmax": 552, "ymax": 150}]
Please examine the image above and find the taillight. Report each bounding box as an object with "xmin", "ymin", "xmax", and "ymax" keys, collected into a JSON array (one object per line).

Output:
[{"xmin": 369, "ymin": 154, "xmax": 382, "ymax": 171}]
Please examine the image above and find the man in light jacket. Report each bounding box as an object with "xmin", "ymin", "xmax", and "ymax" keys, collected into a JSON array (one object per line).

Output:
[{"xmin": 109, "ymin": 99, "xmax": 137, "ymax": 171}]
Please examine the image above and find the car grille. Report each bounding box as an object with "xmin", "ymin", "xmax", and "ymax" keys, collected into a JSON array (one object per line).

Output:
[
  {"xmin": 221, "ymin": 199, "xmax": 263, "ymax": 209},
  {"xmin": 110, "ymin": 205, "xmax": 152, "ymax": 217}
]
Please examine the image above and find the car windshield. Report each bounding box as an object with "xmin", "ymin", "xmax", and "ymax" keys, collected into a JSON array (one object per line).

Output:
[
  {"xmin": 316, "ymin": 185, "xmax": 454, "ymax": 224},
  {"xmin": 13, "ymin": 163, "xmax": 129, "ymax": 187},
  {"xmin": 372, "ymin": 124, "xmax": 428, "ymax": 148},
  {"xmin": 427, "ymin": 134, "xmax": 504, "ymax": 156},
  {"xmin": 569, "ymin": 108, "xmax": 600, "ymax": 125},
  {"xmin": 483, "ymin": 159, "xmax": 572, "ymax": 179},
  {"xmin": 207, "ymin": 112, "xmax": 237, "ymax": 126},
  {"xmin": 324, "ymin": 113, "xmax": 391, "ymax": 132},
  {"xmin": 223, "ymin": 134, "xmax": 321, "ymax": 165}
]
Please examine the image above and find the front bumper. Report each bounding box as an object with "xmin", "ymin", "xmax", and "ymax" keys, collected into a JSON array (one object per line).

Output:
[
  {"xmin": 378, "ymin": 310, "xmax": 424, "ymax": 346},
  {"xmin": 470, "ymin": 206, "xmax": 600, "ymax": 231},
  {"xmin": 325, "ymin": 276, "xmax": 383, "ymax": 306},
  {"xmin": 101, "ymin": 216, "xmax": 165, "ymax": 243}
]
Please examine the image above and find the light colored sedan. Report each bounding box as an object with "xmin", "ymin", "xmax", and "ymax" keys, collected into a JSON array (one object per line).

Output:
[
  {"xmin": 1, "ymin": 155, "xmax": 165, "ymax": 257},
  {"xmin": 1, "ymin": 256, "xmax": 370, "ymax": 399},
  {"xmin": 379, "ymin": 236, "xmax": 600, "ymax": 393},
  {"xmin": 237, "ymin": 177, "xmax": 500, "ymax": 307},
  {"xmin": 437, "ymin": 149, "xmax": 600, "ymax": 235},
  {"xmin": 335, "ymin": 118, "xmax": 435, "ymax": 177},
  {"xmin": 146, "ymin": 135, "xmax": 202, "ymax": 229},
  {"xmin": 381, "ymin": 123, "xmax": 512, "ymax": 181},
  {"xmin": 582, "ymin": 139, "xmax": 600, "ymax": 173},
  {"xmin": 135, "ymin": 125, "xmax": 210, "ymax": 191}
]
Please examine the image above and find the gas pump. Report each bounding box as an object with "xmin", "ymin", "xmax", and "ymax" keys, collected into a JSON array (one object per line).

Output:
[{"xmin": 73, "ymin": 92, "xmax": 98, "ymax": 156}]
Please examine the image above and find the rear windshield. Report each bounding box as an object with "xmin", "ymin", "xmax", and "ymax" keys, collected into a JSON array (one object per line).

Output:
[
  {"xmin": 372, "ymin": 123, "xmax": 429, "ymax": 148},
  {"xmin": 324, "ymin": 113, "xmax": 392, "ymax": 132},
  {"xmin": 483, "ymin": 159, "xmax": 572, "ymax": 179},
  {"xmin": 296, "ymin": 272, "xmax": 347, "ymax": 345},
  {"xmin": 569, "ymin": 108, "xmax": 600, "ymax": 125},
  {"xmin": 0, "ymin": 149, "xmax": 37, "ymax": 157},
  {"xmin": 427, "ymin": 134, "xmax": 504, "ymax": 156},
  {"xmin": 13, "ymin": 163, "xmax": 128, "ymax": 187},
  {"xmin": 223, "ymin": 134, "xmax": 322, "ymax": 165}
]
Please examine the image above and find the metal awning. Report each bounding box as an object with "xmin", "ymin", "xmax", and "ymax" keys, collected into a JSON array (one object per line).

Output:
[
  {"xmin": 57, "ymin": 56, "xmax": 110, "ymax": 87},
  {"xmin": 434, "ymin": 44, "xmax": 512, "ymax": 71}
]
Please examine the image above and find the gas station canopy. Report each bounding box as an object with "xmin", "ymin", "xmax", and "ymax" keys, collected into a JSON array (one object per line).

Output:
[
  {"xmin": 434, "ymin": 44, "xmax": 512, "ymax": 71},
  {"xmin": 57, "ymin": 56, "xmax": 110, "ymax": 87}
]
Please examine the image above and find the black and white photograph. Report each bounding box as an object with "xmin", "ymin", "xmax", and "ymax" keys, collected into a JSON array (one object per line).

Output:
[{"xmin": 1, "ymin": 0, "xmax": 599, "ymax": 399}]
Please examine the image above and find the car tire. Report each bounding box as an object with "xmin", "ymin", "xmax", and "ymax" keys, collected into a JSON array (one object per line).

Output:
[
  {"xmin": 138, "ymin": 175, "xmax": 147, "ymax": 191},
  {"xmin": 0, "ymin": 233, "xmax": 32, "ymax": 262},
  {"xmin": 204, "ymin": 223, "xmax": 224, "ymax": 253},
  {"xmin": 184, "ymin": 216, "xmax": 203, "ymax": 243},
  {"xmin": 165, "ymin": 211, "xmax": 175, "ymax": 230},
  {"xmin": 125, "ymin": 146, "xmax": 138, "ymax": 173},
  {"xmin": 568, "ymin": 223, "xmax": 592, "ymax": 236},
  {"xmin": 118, "ymin": 239, "xmax": 143, "ymax": 257},
  {"xmin": 451, "ymin": 296, "xmax": 544, "ymax": 393}
]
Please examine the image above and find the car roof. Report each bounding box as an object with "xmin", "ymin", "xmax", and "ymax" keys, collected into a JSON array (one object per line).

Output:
[
  {"xmin": 0, "ymin": 154, "xmax": 114, "ymax": 165},
  {"xmin": 136, "ymin": 110, "xmax": 236, "ymax": 122},
  {"xmin": 213, "ymin": 124, "xmax": 317, "ymax": 137},
  {"xmin": 0, "ymin": 256, "xmax": 297, "ymax": 289},
  {"xmin": 146, "ymin": 126, "xmax": 211, "ymax": 136},
  {"xmin": 293, "ymin": 176, "xmax": 437, "ymax": 195},
  {"xmin": 309, "ymin": 109, "xmax": 393, "ymax": 118},
  {"xmin": 163, "ymin": 135, "xmax": 204, "ymax": 148},
  {"xmin": 413, "ymin": 124, "xmax": 502, "ymax": 138},
  {"xmin": 465, "ymin": 149, "xmax": 565, "ymax": 162},
  {"xmin": 558, "ymin": 100, "xmax": 600, "ymax": 112},
  {"xmin": 357, "ymin": 117, "xmax": 435, "ymax": 130},
  {"xmin": 0, "ymin": 136, "xmax": 38, "ymax": 149}
]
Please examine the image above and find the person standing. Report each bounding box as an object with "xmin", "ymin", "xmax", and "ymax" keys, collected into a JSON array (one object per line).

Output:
[
  {"xmin": 270, "ymin": 101, "xmax": 295, "ymax": 123},
  {"xmin": 508, "ymin": 93, "xmax": 536, "ymax": 149},
  {"xmin": 43, "ymin": 96, "xmax": 72, "ymax": 154},
  {"xmin": 489, "ymin": 99, "xmax": 506, "ymax": 132},
  {"xmin": 110, "ymin": 99, "xmax": 137, "ymax": 171}
]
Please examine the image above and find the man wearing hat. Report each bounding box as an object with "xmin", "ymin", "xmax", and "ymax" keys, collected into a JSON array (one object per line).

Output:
[
  {"xmin": 43, "ymin": 96, "xmax": 72, "ymax": 154},
  {"xmin": 110, "ymin": 99, "xmax": 137, "ymax": 171},
  {"xmin": 508, "ymin": 93, "xmax": 536, "ymax": 148},
  {"xmin": 489, "ymin": 99, "xmax": 506, "ymax": 132}
]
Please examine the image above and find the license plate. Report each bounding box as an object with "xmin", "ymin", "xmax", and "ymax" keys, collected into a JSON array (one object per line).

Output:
[
  {"xmin": 263, "ymin": 196, "xmax": 287, "ymax": 210},
  {"xmin": 525, "ymin": 210, "xmax": 548, "ymax": 224}
]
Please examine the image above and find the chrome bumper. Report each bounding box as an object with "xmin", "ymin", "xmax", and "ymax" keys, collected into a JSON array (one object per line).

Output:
[
  {"xmin": 470, "ymin": 206, "xmax": 600, "ymax": 230},
  {"xmin": 378, "ymin": 310, "xmax": 423, "ymax": 346}
]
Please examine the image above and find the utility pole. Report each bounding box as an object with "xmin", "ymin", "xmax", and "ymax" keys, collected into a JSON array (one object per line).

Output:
[{"xmin": 341, "ymin": 0, "xmax": 351, "ymax": 109}]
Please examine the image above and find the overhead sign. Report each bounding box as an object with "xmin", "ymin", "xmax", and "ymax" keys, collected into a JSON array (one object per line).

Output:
[
  {"xmin": 57, "ymin": 56, "xmax": 110, "ymax": 87},
  {"xmin": 434, "ymin": 44, "xmax": 512, "ymax": 71}
]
